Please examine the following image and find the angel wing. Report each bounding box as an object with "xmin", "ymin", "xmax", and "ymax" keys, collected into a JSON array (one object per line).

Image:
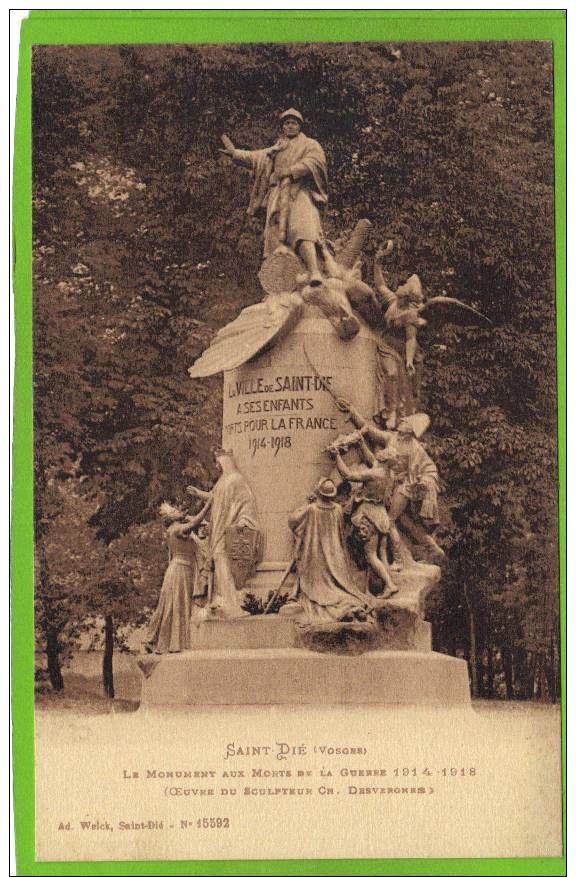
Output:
[
  {"xmin": 419, "ymin": 296, "xmax": 492, "ymax": 327},
  {"xmin": 188, "ymin": 293, "xmax": 304, "ymax": 378}
]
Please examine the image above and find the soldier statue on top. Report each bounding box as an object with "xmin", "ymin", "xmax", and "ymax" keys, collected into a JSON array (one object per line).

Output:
[{"xmin": 220, "ymin": 108, "xmax": 328, "ymax": 285}]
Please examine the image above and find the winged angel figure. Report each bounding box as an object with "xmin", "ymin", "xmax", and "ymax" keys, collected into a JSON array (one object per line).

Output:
[
  {"xmin": 189, "ymin": 229, "xmax": 491, "ymax": 394},
  {"xmin": 369, "ymin": 243, "xmax": 493, "ymax": 428}
]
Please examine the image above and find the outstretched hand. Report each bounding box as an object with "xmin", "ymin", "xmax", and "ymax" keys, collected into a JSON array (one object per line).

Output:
[
  {"xmin": 335, "ymin": 397, "xmax": 351, "ymax": 413},
  {"xmin": 220, "ymin": 134, "xmax": 236, "ymax": 156},
  {"xmin": 336, "ymin": 397, "xmax": 363, "ymax": 423},
  {"xmin": 186, "ymin": 485, "xmax": 201, "ymax": 497}
]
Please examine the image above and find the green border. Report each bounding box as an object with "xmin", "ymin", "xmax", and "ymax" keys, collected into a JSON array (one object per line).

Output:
[{"xmin": 12, "ymin": 10, "xmax": 566, "ymax": 877}]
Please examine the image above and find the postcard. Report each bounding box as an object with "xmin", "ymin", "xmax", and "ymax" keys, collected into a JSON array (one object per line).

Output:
[{"xmin": 12, "ymin": 10, "xmax": 566, "ymax": 876}]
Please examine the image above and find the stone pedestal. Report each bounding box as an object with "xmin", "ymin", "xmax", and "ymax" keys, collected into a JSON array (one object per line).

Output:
[
  {"xmin": 189, "ymin": 615, "xmax": 297, "ymax": 650},
  {"xmin": 185, "ymin": 613, "xmax": 430, "ymax": 654},
  {"xmin": 387, "ymin": 560, "xmax": 441, "ymax": 616},
  {"xmin": 175, "ymin": 281, "xmax": 468, "ymax": 711},
  {"xmin": 222, "ymin": 304, "xmax": 378, "ymax": 591},
  {"xmin": 137, "ymin": 647, "xmax": 471, "ymax": 708},
  {"xmin": 136, "ymin": 615, "xmax": 471, "ymax": 707}
]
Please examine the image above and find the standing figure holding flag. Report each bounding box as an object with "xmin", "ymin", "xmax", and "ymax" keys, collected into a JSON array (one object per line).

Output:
[{"xmin": 220, "ymin": 108, "xmax": 328, "ymax": 285}]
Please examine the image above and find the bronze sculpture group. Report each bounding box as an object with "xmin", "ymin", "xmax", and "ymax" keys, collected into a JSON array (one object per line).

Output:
[{"xmin": 146, "ymin": 108, "xmax": 491, "ymax": 652}]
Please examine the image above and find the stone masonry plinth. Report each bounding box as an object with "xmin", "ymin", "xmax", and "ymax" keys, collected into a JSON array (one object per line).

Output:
[
  {"xmin": 137, "ymin": 648, "xmax": 471, "ymax": 708},
  {"xmin": 136, "ymin": 616, "xmax": 471, "ymax": 708}
]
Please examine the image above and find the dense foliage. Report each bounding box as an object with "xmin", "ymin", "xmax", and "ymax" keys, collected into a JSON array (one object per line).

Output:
[{"xmin": 32, "ymin": 42, "xmax": 559, "ymax": 698}]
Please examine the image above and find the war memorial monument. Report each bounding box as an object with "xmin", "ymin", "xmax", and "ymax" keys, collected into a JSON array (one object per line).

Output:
[{"xmin": 138, "ymin": 108, "xmax": 491, "ymax": 708}]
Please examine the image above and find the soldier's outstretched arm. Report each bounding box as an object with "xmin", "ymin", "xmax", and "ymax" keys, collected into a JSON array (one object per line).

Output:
[
  {"xmin": 357, "ymin": 434, "xmax": 376, "ymax": 467},
  {"xmin": 220, "ymin": 134, "xmax": 236, "ymax": 156},
  {"xmin": 335, "ymin": 454, "xmax": 372, "ymax": 483},
  {"xmin": 362, "ymin": 422, "xmax": 393, "ymax": 446},
  {"xmin": 335, "ymin": 397, "xmax": 366, "ymax": 429},
  {"xmin": 220, "ymin": 134, "xmax": 257, "ymax": 169}
]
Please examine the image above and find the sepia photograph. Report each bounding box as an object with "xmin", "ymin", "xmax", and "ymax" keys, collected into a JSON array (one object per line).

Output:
[{"xmin": 27, "ymin": 35, "xmax": 562, "ymax": 864}]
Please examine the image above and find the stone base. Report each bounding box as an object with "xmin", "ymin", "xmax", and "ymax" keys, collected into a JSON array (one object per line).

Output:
[
  {"xmin": 185, "ymin": 613, "xmax": 430, "ymax": 654},
  {"xmin": 190, "ymin": 615, "xmax": 297, "ymax": 650},
  {"xmin": 137, "ymin": 648, "xmax": 471, "ymax": 707},
  {"xmin": 246, "ymin": 561, "xmax": 290, "ymax": 591},
  {"xmin": 386, "ymin": 561, "xmax": 442, "ymax": 615},
  {"xmin": 297, "ymin": 614, "xmax": 432, "ymax": 654}
]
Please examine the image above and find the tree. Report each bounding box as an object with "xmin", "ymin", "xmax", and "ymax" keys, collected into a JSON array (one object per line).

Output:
[
  {"xmin": 34, "ymin": 481, "xmax": 105, "ymax": 691},
  {"xmin": 31, "ymin": 42, "xmax": 559, "ymax": 699},
  {"xmin": 93, "ymin": 521, "xmax": 166, "ymax": 698}
]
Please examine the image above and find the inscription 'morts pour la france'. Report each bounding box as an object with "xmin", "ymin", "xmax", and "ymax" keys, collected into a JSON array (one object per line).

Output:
[{"xmin": 225, "ymin": 373, "xmax": 337, "ymax": 449}]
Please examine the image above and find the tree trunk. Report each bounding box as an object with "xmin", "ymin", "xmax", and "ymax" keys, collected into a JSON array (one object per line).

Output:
[
  {"xmin": 103, "ymin": 614, "xmax": 115, "ymax": 699},
  {"xmin": 527, "ymin": 652, "xmax": 537, "ymax": 699},
  {"xmin": 546, "ymin": 631, "xmax": 559, "ymax": 703},
  {"xmin": 516, "ymin": 647, "xmax": 534, "ymax": 700},
  {"xmin": 502, "ymin": 646, "xmax": 514, "ymax": 699},
  {"xmin": 486, "ymin": 647, "xmax": 495, "ymax": 698},
  {"xmin": 462, "ymin": 582, "xmax": 478, "ymax": 697},
  {"xmin": 46, "ymin": 628, "xmax": 64, "ymax": 691},
  {"xmin": 534, "ymin": 653, "xmax": 547, "ymax": 701},
  {"xmin": 476, "ymin": 651, "xmax": 485, "ymax": 698}
]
